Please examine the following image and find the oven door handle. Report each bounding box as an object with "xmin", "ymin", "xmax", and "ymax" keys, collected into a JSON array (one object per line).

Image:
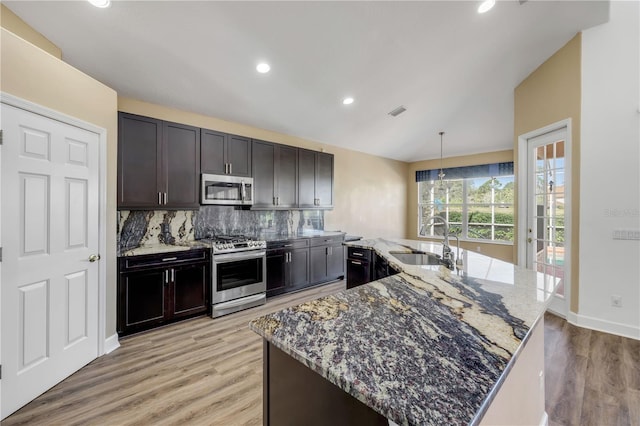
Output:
[{"xmin": 213, "ymin": 251, "xmax": 266, "ymax": 263}]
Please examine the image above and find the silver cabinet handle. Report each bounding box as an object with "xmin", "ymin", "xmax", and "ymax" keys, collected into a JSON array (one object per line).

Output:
[
  {"xmin": 229, "ymin": 163, "xmax": 232, "ymax": 174},
  {"xmin": 163, "ymin": 192, "xmax": 168, "ymax": 205},
  {"xmin": 350, "ymin": 260, "xmax": 362, "ymax": 265},
  {"xmin": 352, "ymin": 252, "xmax": 363, "ymax": 257},
  {"xmin": 164, "ymin": 270, "xmax": 169, "ymax": 284},
  {"xmin": 273, "ymin": 196, "xmax": 276, "ymax": 206},
  {"xmin": 284, "ymin": 244, "xmax": 293, "ymax": 247},
  {"xmin": 162, "ymin": 257, "xmax": 177, "ymax": 262},
  {"xmin": 158, "ymin": 192, "xmax": 162, "ymax": 205},
  {"xmin": 276, "ymin": 197, "xmax": 280, "ymax": 206},
  {"xmin": 88, "ymin": 254, "xmax": 101, "ymax": 262},
  {"xmin": 171, "ymin": 269, "xmax": 175, "ymax": 282}
]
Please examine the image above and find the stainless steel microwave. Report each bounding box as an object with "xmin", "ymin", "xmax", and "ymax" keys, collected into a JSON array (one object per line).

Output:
[{"xmin": 201, "ymin": 174, "xmax": 253, "ymax": 206}]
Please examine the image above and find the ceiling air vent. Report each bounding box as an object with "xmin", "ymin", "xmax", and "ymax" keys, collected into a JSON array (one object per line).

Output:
[{"xmin": 388, "ymin": 106, "xmax": 407, "ymax": 117}]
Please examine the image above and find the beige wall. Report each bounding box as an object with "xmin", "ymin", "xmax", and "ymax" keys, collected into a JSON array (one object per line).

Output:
[
  {"xmin": 514, "ymin": 33, "xmax": 581, "ymax": 311},
  {"xmin": 407, "ymin": 150, "xmax": 515, "ymax": 263},
  {"xmin": 1, "ymin": 5, "xmax": 62, "ymax": 59},
  {"xmin": 118, "ymin": 98, "xmax": 409, "ymax": 240},
  {"xmin": 1, "ymin": 28, "xmax": 119, "ymax": 336}
]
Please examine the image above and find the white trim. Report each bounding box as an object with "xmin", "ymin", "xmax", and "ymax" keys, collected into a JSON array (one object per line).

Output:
[
  {"xmin": 0, "ymin": 92, "xmax": 109, "ymax": 356},
  {"xmin": 517, "ymin": 118, "xmax": 572, "ymax": 317},
  {"xmin": 104, "ymin": 333, "xmax": 121, "ymax": 355},
  {"xmin": 567, "ymin": 312, "xmax": 640, "ymax": 341},
  {"xmin": 539, "ymin": 411, "xmax": 549, "ymax": 426}
]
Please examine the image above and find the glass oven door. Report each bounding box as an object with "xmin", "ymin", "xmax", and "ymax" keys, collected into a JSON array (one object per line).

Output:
[{"xmin": 212, "ymin": 251, "xmax": 266, "ymax": 303}]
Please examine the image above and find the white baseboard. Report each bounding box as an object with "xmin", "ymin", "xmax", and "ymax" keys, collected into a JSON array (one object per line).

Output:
[
  {"xmin": 567, "ymin": 311, "xmax": 639, "ymax": 340},
  {"xmin": 104, "ymin": 333, "xmax": 120, "ymax": 354},
  {"xmin": 540, "ymin": 411, "xmax": 549, "ymax": 426}
]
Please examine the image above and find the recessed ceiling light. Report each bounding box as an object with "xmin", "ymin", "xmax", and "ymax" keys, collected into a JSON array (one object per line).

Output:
[
  {"xmin": 256, "ymin": 63, "xmax": 271, "ymax": 74},
  {"xmin": 478, "ymin": 0, "xmax": 495, "ymax": 13},
  {"xmin": 342, "ymin": 97, "xmax": 354, "ymax": 105},
  {"xmin": 87, "ymin": 0, "xmax": 111, "ymax": 8}
]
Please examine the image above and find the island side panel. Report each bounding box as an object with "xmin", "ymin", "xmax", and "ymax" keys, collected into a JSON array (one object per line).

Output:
[
  {"xmin": 263, "ymin": 341, "xmax": 388, "ymax": 426},
  {"xmin": 479, "ymin": 318, "xmax": 546, "ymax": 425}
]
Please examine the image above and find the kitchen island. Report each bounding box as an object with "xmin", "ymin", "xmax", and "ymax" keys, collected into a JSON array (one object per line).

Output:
[{"xmin": 250, "ymin": 238, "xmax": 555, "ymax": 425}]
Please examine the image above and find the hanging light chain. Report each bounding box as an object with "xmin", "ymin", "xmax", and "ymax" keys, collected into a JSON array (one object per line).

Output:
[{"xmin": 438, "ymin": 131, "xmax": 446, "ymax": 182}]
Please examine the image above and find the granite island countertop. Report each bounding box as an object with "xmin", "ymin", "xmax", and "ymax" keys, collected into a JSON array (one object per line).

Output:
[{"xmin": 250, "ymin": 238, "xmax": 556, "ymax": 425}]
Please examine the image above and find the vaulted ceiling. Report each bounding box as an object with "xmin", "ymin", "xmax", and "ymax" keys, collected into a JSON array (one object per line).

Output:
[{"xmin": 5, "ymin": 1, "xmax": 609, "ymax": 162}]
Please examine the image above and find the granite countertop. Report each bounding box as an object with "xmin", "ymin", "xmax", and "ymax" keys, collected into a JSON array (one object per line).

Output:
[
  {"xmin": 250, "ymin": 238, "xmax": 555, "ymax": 425},
  {"xmin": 118, "ymin": 240, "xmax": 210, "ymax": 257}
]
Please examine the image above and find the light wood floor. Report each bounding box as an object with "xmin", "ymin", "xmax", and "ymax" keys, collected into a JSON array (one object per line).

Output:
[
  {"xmin": 544, "ymin": 312, "xmax": 639, "ymax": 426},
  {"xmin": 4, "ymin": 283, "xmax": 638, "ymax": 426}
]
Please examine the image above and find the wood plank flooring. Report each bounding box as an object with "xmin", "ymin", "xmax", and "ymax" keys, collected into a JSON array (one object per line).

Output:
[
  {"xmin": 3, "ymin": 284, "xmax": 638, "ymax": 426},
  {"xmin": 544, "ymin": 312, "xmax": 640, "ymax": 426}
]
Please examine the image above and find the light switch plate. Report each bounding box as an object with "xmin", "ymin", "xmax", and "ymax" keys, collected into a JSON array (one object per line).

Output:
[{"xmin": 612, "ymin": 229, "xmax": 640, "ymax": 240}]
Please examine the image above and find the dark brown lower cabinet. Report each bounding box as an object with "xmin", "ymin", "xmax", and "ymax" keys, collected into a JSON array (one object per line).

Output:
[
  {"xmin": 266, "ymin": 239, "xmax": 310, "ymax": 297},
  {"xmin": 118, "ymin": 249, "xmax": 210, "ymax": 336},
  {"xmin": 263, "ymin": 342, "xmax": 387, "ymax": 425}
]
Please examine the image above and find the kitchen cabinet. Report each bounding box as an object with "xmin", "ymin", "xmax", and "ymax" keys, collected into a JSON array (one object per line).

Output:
[
  {"xmin": 118, "ymin": 112, "xmax": 200, "ymax": 209},
  {"xmin": 201, "ymin": 129, "xmax": 251, "ymax": 177},
  {"xmin": 309, "ymin": 235, "xmax": 345, "ymax": 284},
  {"xmin": 118, "ymin": 249, "xmax": 210, "ymax": 335},
  {"xmin": 252, "ymin": 140, "xmax": 297, "ymax": 209},
  {"xmin": 298, "ymin": 149, "xmax": 334, "ymax": 209},
  {"xmin": 266, "ymin": 239, "xmax": 309, "ymax": 297},
  {"xmin": 346, "ymin": 247, "xmax": 373, "ymax": 289}
]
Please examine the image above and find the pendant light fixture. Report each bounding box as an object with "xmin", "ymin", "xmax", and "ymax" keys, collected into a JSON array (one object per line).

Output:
[{"xmin": 438, "ymin": 131, "xmax": 446, "ymax": 184}]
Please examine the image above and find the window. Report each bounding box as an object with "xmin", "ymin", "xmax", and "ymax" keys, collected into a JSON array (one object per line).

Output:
[{"xmin": 418, "ymin": 175, "xmax": 515, "ymax": 243}]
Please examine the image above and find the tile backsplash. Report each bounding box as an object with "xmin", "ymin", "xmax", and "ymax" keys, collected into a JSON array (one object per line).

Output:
[{"xmin": 117, "ymin": 206, "xmax": 324, "ymax": 252}]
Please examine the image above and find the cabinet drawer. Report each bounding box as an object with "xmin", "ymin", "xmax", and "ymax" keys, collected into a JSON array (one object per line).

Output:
[
  {"xmin": 347, "ymin": 247, "xmax": 372, "ymax": 262},
  {"xmin": 310, "ymin": 235, "xmax": 344, "ymax": 247},
  {"xmin": 267, "ymin": 239, "xmax": 309, "ymax": 250},
  {"xmin": 120, "ymin": 248, "xmax": 209, "ymax": 271}
]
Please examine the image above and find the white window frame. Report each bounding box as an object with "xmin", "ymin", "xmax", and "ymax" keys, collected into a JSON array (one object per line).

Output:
[{"xmin": 417, "ymin": 176, "xmax": 515, "ymax": 245}]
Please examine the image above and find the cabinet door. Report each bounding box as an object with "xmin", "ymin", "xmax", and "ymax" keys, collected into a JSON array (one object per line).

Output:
[
  {"xmin": 118, "ymin": 268, "xmax": 166, "ymax": 334},
  {"xmin": 288, "ymin": 248, "xmax": 309, "ymax": 289},
  {"xmin": 309, "ymin": 246, "xmax": 328, "ymax": 284},
  {"xmin": 201, "ymin": 129, "xmax": 227, "ymax": 175},
  {"xmin": 227, "ymin": 135, "xmax": 252, "ymax": 177},
  {"xmin": 297, "ymin": 149, "xmax": 316, "ymax": 208},
  {"xmin": 267, "ymin": 250, "xmax": 287, "ymax": 297},
  {"xmin": 172, "ymin": 262, "xmax": 208, "ymax": 319},
  {"xmin": 327, "ymin": 244, "xmax": 345, "ymax": 278},
  {"xmin": 316, "ymin": 152, "xmax": 334, "ymax": 208},
  {"xmin": 164, "ymin": 121, "xmax": 200, "ymax": 208},
  {"xmin": 346, "ymin": 259, "xmax": 371, "ymax": 289},
  {"xmin": 275, "ymin": 145, "xmax": 298, "ymax": 208},
  {"xmin": 117, "ymin": 112, "xmax": 163, "ymax": 208},
  {"xmin": 252, "ymin": 140, "xmax": 276, "ymax": 208}
]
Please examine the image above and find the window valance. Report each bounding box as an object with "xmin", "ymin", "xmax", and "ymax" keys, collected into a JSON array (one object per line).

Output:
[{"xmin": 415, "ymin": 161, "xmax": 514, "ymax": 182}]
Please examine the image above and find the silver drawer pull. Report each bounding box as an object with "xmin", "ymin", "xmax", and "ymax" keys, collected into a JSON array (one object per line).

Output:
[
  {"xmin": 284, "ymin": 244, "xmax": 293, "ymax": 247},
  {"xmin": 350, "ymin": 260, "xmax": 362, "ymax": 265},
  {"xmin": 162, "ymin": 257, "xmax": 178, "ymax": 262},
  {"xmin": 352, "ymin": 252, "xmax": 363, "ymax": 257}
]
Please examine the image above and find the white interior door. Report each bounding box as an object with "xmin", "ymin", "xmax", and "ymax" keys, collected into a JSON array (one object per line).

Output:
[
  {"xmin": 525, "ymin": 127, "xmax": 570, "ymax": 316},
  {"xmin": 1, "ymin": 103, "xmax": 100, "ymax": 419}
]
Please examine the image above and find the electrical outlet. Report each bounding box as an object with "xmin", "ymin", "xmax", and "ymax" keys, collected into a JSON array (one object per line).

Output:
[{"xmin": 611, "ymin": 295, "xmax": 623, "ymax": 308}]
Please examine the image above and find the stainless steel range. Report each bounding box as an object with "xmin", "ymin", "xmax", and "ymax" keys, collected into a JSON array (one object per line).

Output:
[{"xmin": 203, "ymin": 235, "xmax": 267, "ymax": 318}]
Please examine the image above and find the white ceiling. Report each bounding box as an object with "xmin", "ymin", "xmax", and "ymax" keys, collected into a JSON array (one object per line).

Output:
[{"xmin": 5, "ymin": 1, "xmax": 609, "ymax": 162}]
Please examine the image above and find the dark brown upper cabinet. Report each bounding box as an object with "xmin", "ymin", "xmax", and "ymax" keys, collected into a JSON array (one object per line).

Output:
[
  {"xmin": 118, "ymin": 112, "xmax": 200, "ymax": 209},
  {"xmin": 252, "ymin": 140, "xmax": 298, "ymax": 209},
  {"xmin": 298, "ymin": 149, "xmax": 334, "ymax": 209},
  {"xmin": 201, "ymin": 129, "xmax": 251, "ymax": 177}
]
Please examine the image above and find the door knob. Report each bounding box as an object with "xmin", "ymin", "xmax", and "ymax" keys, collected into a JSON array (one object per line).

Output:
[{"xmin": 88, "ymin": 254, "xmax": 101, "ymax": 262}]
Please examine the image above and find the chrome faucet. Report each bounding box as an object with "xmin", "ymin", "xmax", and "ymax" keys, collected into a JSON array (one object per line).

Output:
[{"xmin": 421, "ymin": 215, "xmax": 454, "ymax": 269}]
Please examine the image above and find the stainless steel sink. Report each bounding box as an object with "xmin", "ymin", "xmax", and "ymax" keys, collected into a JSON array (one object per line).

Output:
[{"xmin": 388, "ymin": 250, "xmax": 443, "ymax": 265}]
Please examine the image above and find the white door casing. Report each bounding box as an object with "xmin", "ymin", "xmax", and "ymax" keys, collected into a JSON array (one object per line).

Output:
[
  {"xmin": 1, "ymin": 99, "xmax": 102, "ymax": 419},
  {"xmin": 518, "ymin": 119, "xmax": 572, "ymax": 317}
]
